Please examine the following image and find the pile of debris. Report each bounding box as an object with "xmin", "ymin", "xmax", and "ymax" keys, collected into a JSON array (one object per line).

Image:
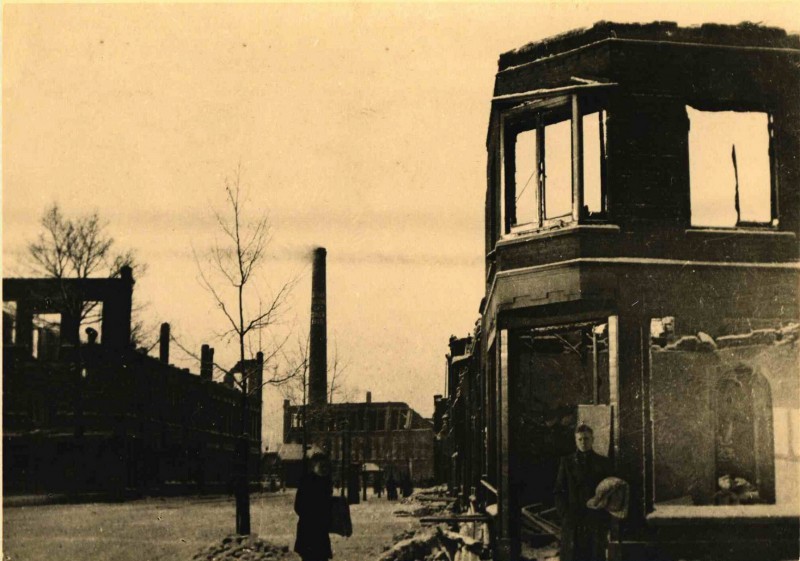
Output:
[
  {"xmin": 192, "ymin": 534, "xmax": 293, "ymax": 561},
  {"xmin": 394, "ymin": 486, "xmax": 454, "ymax": 519},
  {"xmin": 378, "ymin": 526, "xmax": 488, "ymax": 561},
  {"xmin": 394, "ymin": 504, "xmax": 440, "ymax": 518}
]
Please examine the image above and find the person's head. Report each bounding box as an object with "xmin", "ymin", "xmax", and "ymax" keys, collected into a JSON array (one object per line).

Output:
[
  {"xmin": 575, "ymin": 424, "xmax": 594, "ymax": 452},
  {"xmin": 85, "ymin": 327, "xmax": 98, "ymax": 344},
  {"xmin": 310, "ymin": 452, "xmax": 329, "ymax": 476}
]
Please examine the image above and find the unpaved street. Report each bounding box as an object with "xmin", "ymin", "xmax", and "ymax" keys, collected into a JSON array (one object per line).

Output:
[{"xmin": 3, "ymin": 491, "xmax": 419, "ymax": 561}]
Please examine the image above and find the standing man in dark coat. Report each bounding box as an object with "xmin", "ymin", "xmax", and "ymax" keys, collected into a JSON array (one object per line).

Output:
[
  {"xmin": 554, "ymin": 424, "xmax": 612, "ymax": 561},
  {"xmin": 294, "ymin": 452, "xmax": 333, "ymax": 561}
]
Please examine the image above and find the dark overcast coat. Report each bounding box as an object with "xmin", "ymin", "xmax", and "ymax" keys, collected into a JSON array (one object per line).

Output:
[
  {"xmin": 554, "ymin": 450, "xmax": 612, "ymax": 561},
  {"xmin": 294, "ymin": 472, "xmax": 333, "ymax": 561}
]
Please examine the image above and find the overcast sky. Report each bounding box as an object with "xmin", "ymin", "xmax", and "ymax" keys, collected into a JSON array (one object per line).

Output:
[{"xmin": 3, "ymin": 2, "xmax": 797, "ymax": 448}]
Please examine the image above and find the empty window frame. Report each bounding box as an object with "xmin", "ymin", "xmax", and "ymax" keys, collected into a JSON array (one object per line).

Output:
[
  {"xmin": 32, "ymin": 313, "xmax": 61, "ymax": 360},
  {"xmin": 582, "ymin": 111, "xmax": 607, "ymax": 217},
  {"xmin": 3, "ymin": 301, "xmax": 17, "ymax": 345},
  {"xmin": 687, "ymin": 107, "xmax": 776, "ymax": 228},
  {"xmin": 544, "ymin": 119, "xmax": 573, "ymax": 221},
  {"xmin": 501, "ymin": 97, "xmax": 607, "ymax": 235}
]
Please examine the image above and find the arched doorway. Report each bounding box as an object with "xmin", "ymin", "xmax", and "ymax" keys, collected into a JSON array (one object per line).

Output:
[{"xmin": 714, "ymin": 365, "xmax": 775, "ymax": 504}]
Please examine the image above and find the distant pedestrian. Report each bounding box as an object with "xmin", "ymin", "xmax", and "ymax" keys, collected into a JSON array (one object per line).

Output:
[
  {"xmin": 386, "ymin": 473, "xmax": 398, "ymax": 500},
  {"xmin": 373, "ymin": 472, "xmax": 384, "ymax": 498},
  {"xmin": 401, "ymin": 474, "xmax": 413, "ymax": 498},
  {"xmin": 294, "ymin": 452, "xmax": 333, "ymax": 561}
]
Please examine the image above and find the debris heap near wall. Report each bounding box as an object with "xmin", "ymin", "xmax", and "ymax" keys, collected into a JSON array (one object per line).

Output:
[{"xmin": 192, "ymin": 534, "xmax": 293, "ymax": 561}]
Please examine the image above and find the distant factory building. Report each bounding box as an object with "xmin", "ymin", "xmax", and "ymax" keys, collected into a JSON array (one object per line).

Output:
[{"xmin": 283, "ymin": 395, "xmax": 435, "ymax": 486}]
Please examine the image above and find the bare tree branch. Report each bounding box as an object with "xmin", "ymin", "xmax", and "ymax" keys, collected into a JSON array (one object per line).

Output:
[
  {"xmin": 327, "ymin": 336, "xmax": 352, "ymax": 404},
  {"xmin": 26, "ymin": 203, "xmax": 146, "ymax": 344}
]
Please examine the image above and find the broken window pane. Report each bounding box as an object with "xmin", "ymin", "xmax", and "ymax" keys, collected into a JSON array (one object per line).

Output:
[
  {"xmin": 650, "ymin": 318, "xmax": 799, "ymax": 508},
  {"xmin": 544, "ymin": 120, "xmax": 572, "ymax": 219},
  {"xmin": 514, "ymin": 129, "xmax": 539, "ymax": 227},
  {"xmin": 583, "ymin": 111, "xmax": 605, "ymax": 215},
  {"xmin": 688, "ymin": 108, "xmax": 772, "ymax": 227}
]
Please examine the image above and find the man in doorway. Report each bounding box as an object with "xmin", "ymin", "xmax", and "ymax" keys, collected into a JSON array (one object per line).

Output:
[{"xmin": 554, "ymin": 424, "xmax": 612, "ymax": 561}]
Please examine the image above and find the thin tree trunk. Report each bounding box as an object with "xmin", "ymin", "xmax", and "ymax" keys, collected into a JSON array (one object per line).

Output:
[{"xmin": 236, "ymin": 280, "xmax": 251, "ymax": 535}]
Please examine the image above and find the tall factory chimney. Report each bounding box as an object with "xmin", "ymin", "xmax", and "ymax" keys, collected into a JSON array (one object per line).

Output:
[{"xmin": 309, "ymin": 247, "xmax": 328, "ymax": 407}]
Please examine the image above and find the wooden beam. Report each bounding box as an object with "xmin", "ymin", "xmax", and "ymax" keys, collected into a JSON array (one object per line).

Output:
[
  {"xmin": 521, "ymin": 505, "xmax": 562, "ymax": 539},
  {"xmin": 572, "ymin": 94, "xmax": 584, "ymax": 222},
  {"xmin": 420, "ymin": 514, "xmax": 492, "ymax": 524}
]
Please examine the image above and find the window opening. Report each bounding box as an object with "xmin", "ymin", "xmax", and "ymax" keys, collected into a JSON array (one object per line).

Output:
[
  {"xmin": 583, "ymin": 111, "xmax": 606, "ymax": 216},
  {"xmin": 500, "ymin": 98, "xmax": 607, "ymax": 237},
  {"xmin": 3, "ymin": 301, "xmax": 17, "ymax": 345},
  {"xmin": 544, "ymin": 119, "xmax": 573, "ymax": 220},
  {"xmin": 514, "ymin": 129, "xmax": 539, "ymax": 227},
  {"xmin": 649, "ymin": 317, "xmax": 797, "ymax": 508},
  {"xmin": 80, "ymin": 301, "xmax": 103, "ymax": 344},
  {"xmin": 688, "ymin": 108, "xmax": 773, "ymax": 227},
  {"xmin": 32, "ymin": 313, "xmax": 61, "ymax": 360}
]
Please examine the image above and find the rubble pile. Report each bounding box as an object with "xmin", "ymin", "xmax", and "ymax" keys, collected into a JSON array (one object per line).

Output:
[
  {"xmin": 396, "ymin": 486, "xmax": 454, "ymax": 515},
  {"xmin": 192, "ymin": 534, "xmax": 293, "ymax": 561},
  {"xmin": 391, "ymin": 529, "xmax": 417, "ymax": 543},
  {"xmin": 378, "ymin": 527, "xmax": 487, "ymax": 561},
  {"xmin": 378, "ymin": 528, "xmax": 440, "ymax": 561},
  {"xmin": 394, "ymin": 505, "xmax": 439, "ymax": 517},
  {"xmin": 397, "ymin": 487, "xmax": 443, "ymax": 503}
]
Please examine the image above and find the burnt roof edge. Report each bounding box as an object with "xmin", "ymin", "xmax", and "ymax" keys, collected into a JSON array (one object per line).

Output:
[{"xmin": 498, "ymin": 21, "xmax": 800, "ymax": 71}]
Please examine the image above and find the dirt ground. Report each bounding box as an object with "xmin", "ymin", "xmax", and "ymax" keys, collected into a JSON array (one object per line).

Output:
[{"xmin": 2, "ymin": 490, "xmax": 419, "ymax": 561}]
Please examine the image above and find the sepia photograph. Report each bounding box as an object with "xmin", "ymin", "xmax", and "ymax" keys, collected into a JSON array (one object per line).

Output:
[{"xmin": 2, "ymin": 3, "xmax": 799, "ymax": 560}]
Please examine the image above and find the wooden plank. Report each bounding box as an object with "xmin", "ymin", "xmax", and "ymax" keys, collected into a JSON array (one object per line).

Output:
[
  {"xmin": 480, "ymin": 478, "xmax": 498, "ymax": 496},
  {"xmin": 419, "ymin": 514, "xmax": 492, "ymax": 524},
  {"xmin": 572, "ymin": 93, "xmax": 584, "ymax": 222},
  {"xmin": 521, "ymin": 505, "xmax": 562, "ymax": 539}
]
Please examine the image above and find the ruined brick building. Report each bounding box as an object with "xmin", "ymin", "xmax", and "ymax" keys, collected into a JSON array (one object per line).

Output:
[
  {"xmin": 433, "ymin": 333, "xmax": 481, "ymax": 495},
  {"xmin": 282, "ymin": 248, "xmax": 435, "ymax": 486},
  {"xmin": 3, "ymin": 267, "xmax": 263, "ymax": 495},
  {"xmin": 443, "ymin": 21, "xmax": 799, "ymax": 561}
]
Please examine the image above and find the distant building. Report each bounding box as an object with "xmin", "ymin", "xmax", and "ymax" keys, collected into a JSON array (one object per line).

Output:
[
  {"xmin": 433, "ymin": 333, "xmax": 482, "ymax": 498},
  {"xmin": 2, "ymin": 268, "xmax": 263, "ymax": 495},
  {"xmin": 282, "ymin": 396, "xmax": 435, "ymax": 486}
]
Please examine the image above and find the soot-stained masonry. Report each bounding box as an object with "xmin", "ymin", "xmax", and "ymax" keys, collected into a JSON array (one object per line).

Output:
[{"xmin": 437, "ymin": 21, "xmax": 799, "ymax": 561}]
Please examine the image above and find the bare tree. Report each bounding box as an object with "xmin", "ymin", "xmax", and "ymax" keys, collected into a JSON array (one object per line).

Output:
[
  {"xmin": 26, "ymin": 203, "xmax": 149, "ymax": 346},
  {"xmin": 281, "ymin": 335, "xmax": 351, "ymax": 406},
  {"xmin": 327, "ymin": 339, "xmax": 352, "ymax": 404},
  {"xmin": 195, "ymin": 166, "xmax": 297, "ymax": 535},
  {"xmin": 280, "ymin": 335, "xmax": 311, "ymax": 408}
]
